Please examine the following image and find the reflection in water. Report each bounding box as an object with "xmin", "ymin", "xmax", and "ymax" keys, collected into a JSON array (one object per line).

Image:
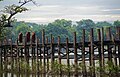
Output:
[{"xmin": 0, "ymin": 72, "xmax": 72, "ymax": 77}]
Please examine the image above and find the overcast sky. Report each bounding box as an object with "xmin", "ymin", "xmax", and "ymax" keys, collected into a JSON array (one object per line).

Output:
[{"xmin": 0, "ymin": 0, "xmax": 120, "ymax": 24}]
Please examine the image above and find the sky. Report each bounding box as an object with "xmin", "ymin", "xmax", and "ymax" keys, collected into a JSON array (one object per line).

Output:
[{"xmin": 0, "ymin": 0, "xmax": 120, "ymax": 24}]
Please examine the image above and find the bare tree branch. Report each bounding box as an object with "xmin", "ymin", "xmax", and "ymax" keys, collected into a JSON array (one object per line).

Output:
[{"xmin": 6, "ymin": 0, "xmax": 35, "ymax": 27}]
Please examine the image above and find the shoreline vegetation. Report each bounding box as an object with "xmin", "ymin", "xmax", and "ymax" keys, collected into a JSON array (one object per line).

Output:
[{"xmin": 0, "ymin": 59, "xmax": 120, "ymax": 77}]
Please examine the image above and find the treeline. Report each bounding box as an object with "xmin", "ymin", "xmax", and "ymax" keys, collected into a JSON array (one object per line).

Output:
[{"xmin": 6, "ymin": 19, "xmax": 120, "ymax": 42}]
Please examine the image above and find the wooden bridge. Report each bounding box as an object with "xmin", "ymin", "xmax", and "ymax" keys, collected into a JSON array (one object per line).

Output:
[{"xmin": 0, "ymin": 27, "xmax": 120, "ymax": 77}]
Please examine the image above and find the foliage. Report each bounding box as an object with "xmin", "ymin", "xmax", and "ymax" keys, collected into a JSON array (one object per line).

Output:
[
  {"xmin": 5, "ymin": 19, "xmax": 118, "ymax": 42},
  {"xmin": 16, "ymin": 22, "xmax": 32, "ymax": 34},
  {"xmin": 96, "ymin": 21, "xmax": 112, "ymax": 28},
  {"xmin": 45, "ymin": 22, "xmax": 72, "ymax": 42},
  {"xmin": 114, "ymin": 20, "xmax": 120, "ymax": 27},
  {"xmin": 95, "ymin": 60, "xmax": 120, "ymax": 75},
  {"xmin": 0, "ymin": 0, "xmax": 35, "ymax": 41},
  {"xmin": 0, "ymin": 14, "xmax": 7, "ymax": 40},
  {"xmin": 76, "ymin": 19, "xmax": 95, "ymax": 29}
]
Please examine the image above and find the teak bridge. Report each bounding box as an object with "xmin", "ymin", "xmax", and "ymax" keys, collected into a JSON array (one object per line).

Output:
[{"xmin": 0, "ymin": 27, "xmax": 120, "ymax": 77}]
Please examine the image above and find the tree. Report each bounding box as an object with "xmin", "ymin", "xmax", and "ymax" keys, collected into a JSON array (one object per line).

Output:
[
  {"xmin": 114, "ymin": 20, "xmax": 120, "ymax": 27},
  {"xmin": 45, "ymin": 20, "xmax": 73, "ymax": 42},
  {"xmin": 52, "ymin": 19, "xmax": 72, "ymax": 28},
  {"xmin": 76, "ymin": 19, "xmax": 95, "ymax": 29},
  {"xmin": 96, "ymin": 21, "xmax": 112, "ymax": 28},
  {"xmin": 0, "ymin": 0, "xmax": 36, "ymax": 40},
  {"xmin": 76, "ymin": 19, "xmax": 95, "ymax": 40},
  {"xmin": 16, "ymin": 22, "xmax": 32, "ymax": 34}
]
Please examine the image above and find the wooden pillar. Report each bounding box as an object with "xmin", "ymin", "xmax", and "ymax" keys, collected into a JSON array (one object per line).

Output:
[
  {"xmin": 73, "ymin": 32, "xmax": 78, "ymax": 76},
  {"xmin": 66, "ymin": 37, "xmax": 70, "ymax": 74},
  {"xmin": 32, "ymin": 32, "xmax": 37, "ymax": 73},
  {"xmin": 113, "ymin": 42, "xmax": 117, "ymax": 66},
  {"xmin": 46, "ymin": 37, "xmax": 49, "ymax": 72},
  {"xmin": 31, "ymin": 32, "xmax": 35, "ymax": 73},
  {"xmin": 66, "ymin": 37, "xmax": 69, "ymax": 68},
  {"xmin": 18, "ymin": 33, "xmax": 23, "ymax": 72},
  {"xmin": 51, "ymin": 34, "xmax": 54, "ymax": 70},
  {"xmin": 0, "ymin": 40, "xmax": 3, "ymax": 76},
  {"xmin": 39, "ymin": 39, "xmax": 42, "ymax": 65},
  {"xmin": 82, "ymin": 29, "xmax": 87, "ymax": 76},
  {"xmin": 4, "ymin": 39, "xmax": 7, "ymax": 72},
  {"xmin": 36, "ymin": 37, "xmax": 39, "ymax": 73},
  {"xmin": 101, "ymin": 28, "xmax": 104, "ymax": 67},
  {"xmin": 116, "ymin": 27, "xmax": 120, "ymax": 66},
  {"xmin": 58, "ymin": 36, "xmax": 61, "ymax": 64},
  {"xmin": 110, "ymin": 29, "xmax": 117, "ymax": 66},
  {"xmin": 24, "ymin": 35, "xmax": 27, "ymax": 72},
  {"xmin": 97, "ymin": 29, "xmax": 103, "ymax": 76},
  {"xmin": 0, "ymin": 41, "xmax": 3, "ymax": 71},
  {"xmin": 97, "ymin": 29, "xmax": 102, "ymax": 66},
  {"xmin": 58, "ymin": 36, "xmax": 61, "ymax": 74},
  {"xmin": 106, "ymin": 27, "xmax": 112, "ymax": 62},
  {"xmin": 26, "ymin": 32, "xmax": 30, "ymax": 66},
  {"xmin": 16, "ymin": 39, "xmax": 20, "ymax": 72},
  {"xmin": 9, "ymin": 38, "xmax": 13, "ymax": 72},
  {"xmin": 90, "ymin": 28, "xmax": 95, "ymax": 77},
  {"xmin": 18, "ymin": 33, "xmax": 23, "ymax": 43},
  {"xmin": 26, "ymin": 32, "xmax": 30, "ymax": 72},
  {"xmin": 42, "ymin": 29, "xmax": 46, "ymax": 73}
]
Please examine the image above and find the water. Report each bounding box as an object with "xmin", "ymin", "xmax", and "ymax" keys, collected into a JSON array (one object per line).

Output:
[{"xmin": 0, "ymin": 73, "xmax": 78, "ymax": 77}]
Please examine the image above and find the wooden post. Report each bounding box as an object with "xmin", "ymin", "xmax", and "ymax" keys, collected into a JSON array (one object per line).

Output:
[
  {"xmin": 51, "ymin": 34, "xmax": 54, "ymax": 70},
  {"xmin": 0, "ymin": 41, "xmax": 3, "ymax": 71},
  {"xmin": 73, "ymin": 32, "xmax": 78, "ymax": 76},
  {"xmin": 97, "ymin": 29, "xmax": 103, "ymax": 76},
  {"xmin": 101, "ymin": 27, "xmax": 104, "ymax": 67},
  {"xmin": 18, "ymin": 32, "xmax": 23, "ymax": 71},
  {"xmin": 113, "ymin": 42, "xmax": 117, "ymax": 66},
  {"xmin": 26, "ymin": 32, "xmax": 30, "ymax": 43},
  {"xmin": 58, "ymin": 36, "xmax": 61, "ymax": 74},
  {"xmin": 4, "ymin": 39, "xmax": 7, "ymax": 72},
  {"xmin": 31, "ymin": 32, "xmax": 35, "ymax": 73},
  {"xmin": 116, "ymin": 27, "xmax": 120, "ymax": 66},
  {"xmin": 97, "ymin": 29, "xmax": 102, "ymax": 67},
  {"xmin": 82, "ymin": 29, "xmax": 87, "ymax": 76},
  {"xmin": 20, "ymin": 43, "xmax": 23, "ymax": 72},
  {"xmin": 39, "ymin": 39, "xmax": 42, "ymax": 65},
  {"xmin": 32, "ymin": 32, "xmax": 36, "ymax": 43},
  {"xmin": 106, "ymin": 27, "xmax": 112, "ymax": 62},
  {"xmin": 52, "ymin": 37, "xmax": 54, "ymax": 63},
  {"xmin": 36, "ymin": 37, "xmax": 39, "ymax": 73},
  {"xmin": 31, "ymin": 34, "xmax": 34, "ymax": 73},
  {"xmin": 66, "ymin": 37, "xmax": 70, "ymax": 74},
  {"xmin": 31, "ymin": 32, "xmax": 36, "ymax": 73},
  {"xmin": 9, "ymin": 38, "xmax": 13, "ymax": 72},
  {"xmin": 58, "ymin": 36, "xmax": 61, "ymax": 64},
  {"xmin": 46, "ymin": 37, "xmax": 49, "ymax": 72},
  {"xmin": 16, "ymin": 39, "xmax": 20, "ymax": 72},
  {"xmin": 90, "ymin": 28, "xmax": 95, "ymax": 77},
  {"xmin": 0, "ymin": 44, "xmax": 3, "ymax": 77},
  {"xmin": 111, "ymin": 31, "xmax": 117, "ymax": 66},
  {"xmin": 24, "ymin": 35, "xmax": 27, "ymax": 72},
  {"xmin": 26, "ymin": 32, "xmax": 30, "ymax": 72},
  {"xmin": 42, "ymin": 29, "xmax": 46, "ymax": 73},
  {"xmin": 18, "ymin": 33, "xmax": 23, "ymax": 43},
  {"xmin": 3, "ymin": 40, "xmax": 7, "ymax": 74}
]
